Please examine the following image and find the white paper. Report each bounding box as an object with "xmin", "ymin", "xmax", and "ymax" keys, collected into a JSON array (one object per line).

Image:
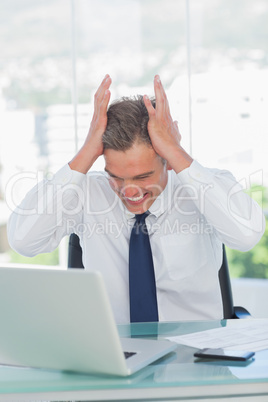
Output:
[{"xmin": 166, "ymin": 319, "xmax": 268, "ymax": 352}]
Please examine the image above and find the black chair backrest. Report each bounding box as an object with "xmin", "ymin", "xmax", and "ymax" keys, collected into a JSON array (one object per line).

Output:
[
  {"xmin": 218, "ymin": 244, "xmax": 235, "ymax": 319},
  {"xmin": 68, "ymin": 234, "xmax": 249, "ymax": 319},
  {"xmin": 68, "ymin": 233, "xmax": 84, "ymax": 269}
]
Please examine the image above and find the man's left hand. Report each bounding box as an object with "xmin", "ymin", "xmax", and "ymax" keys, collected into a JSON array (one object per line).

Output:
[{"xmin": 143, "ymin": 75, "xmax": 193, "ymax": 173}]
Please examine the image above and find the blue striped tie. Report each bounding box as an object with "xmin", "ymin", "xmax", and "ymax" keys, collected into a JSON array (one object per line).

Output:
[{"xmin": 129, "ymin": 211, "xmax": 159, "ymax": 322}]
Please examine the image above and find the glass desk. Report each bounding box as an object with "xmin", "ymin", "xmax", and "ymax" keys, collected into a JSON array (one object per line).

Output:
[{"xmin": 0, "ymin": 320, "xmax": 267, "ymax": 401}]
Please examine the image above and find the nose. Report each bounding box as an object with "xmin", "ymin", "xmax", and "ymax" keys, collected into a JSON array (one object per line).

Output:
[{"xmin": 121, "ymin": 182, "xmax": 142, "ymax": 198}]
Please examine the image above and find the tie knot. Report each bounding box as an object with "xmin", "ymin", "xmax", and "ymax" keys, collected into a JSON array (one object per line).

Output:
[{"xmin": 135, "ymin": 211, "xmax": 149, "ymax": 224}]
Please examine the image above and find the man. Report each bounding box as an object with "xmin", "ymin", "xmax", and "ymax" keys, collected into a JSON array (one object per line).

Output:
[{"xmin": 8, "ymin": 75, "xmax": 265, "ymax": 323}]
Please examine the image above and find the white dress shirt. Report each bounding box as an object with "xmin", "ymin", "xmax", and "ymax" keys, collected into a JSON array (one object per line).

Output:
[{"xmin": 8, "ymin": 160, "xmax": 265, "ymax": 323}]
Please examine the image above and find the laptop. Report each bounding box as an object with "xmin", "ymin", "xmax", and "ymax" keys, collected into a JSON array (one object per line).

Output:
[{"xmin": 0, "ymin": 267, "xmax": 176, "ymax": 376}]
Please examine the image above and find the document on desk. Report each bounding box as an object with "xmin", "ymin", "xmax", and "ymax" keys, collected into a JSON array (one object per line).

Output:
[{"xmin": 166, "ymin": 319, "xmax": 268, "ymax": 352}]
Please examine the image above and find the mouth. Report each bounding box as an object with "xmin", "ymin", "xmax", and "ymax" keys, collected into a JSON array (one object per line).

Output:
[{"xmin": 123, "ymin": 192, "xmax": 149, "ymax": 205}]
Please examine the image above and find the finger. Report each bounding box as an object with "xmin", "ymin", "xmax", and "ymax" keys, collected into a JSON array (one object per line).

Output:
[
  {"xmin": 155, "ymin": 75, "xmax": 166, "ymax": 97},
  {"xmin": 99, "ymin": 89, "xmax": 111, "ymax": 115},
  {"xmin": 143, "ymin": 94, "xmax": 156, "ymax": 118},
  {"xmin": 94, "ymin": 74, "xmax": 112, "ymax": 108},
  {"xmin": 157, "ymin": 75, "xmax": 171, "ymax": 116},
  {"xmin": 95, "ymin": 75, "xmax": 112, "ymax": 104},
  {"xmin": 154, "ymin": 75, "xmax": 168, "ymax": 115}
]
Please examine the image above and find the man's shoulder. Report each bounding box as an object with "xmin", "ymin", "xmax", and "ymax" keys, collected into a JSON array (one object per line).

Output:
[
  {"xmin": 168, "ymin": 169, "xmax": 182, "ymax": 186},
  {"xmin": 86, "ymin": 170, "xmax": 107, "ymax": 179},
  {"xmin": 84, "ymin": 170, "xmax": 111, "ymax": 192},
  {"xmin": 85, "ymin": 170, "xmax": 111, "ymax": 189}
]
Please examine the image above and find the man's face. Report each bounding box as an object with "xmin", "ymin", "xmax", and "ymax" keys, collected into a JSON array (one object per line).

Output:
[{"xmin": 104, "ymin": 142, "xmax": 169, "ymax": 214}]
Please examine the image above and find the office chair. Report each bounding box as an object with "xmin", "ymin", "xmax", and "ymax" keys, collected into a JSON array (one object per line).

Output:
[
  {"xmin": 219, "ymin": 245, "xmax": 250, "ymax": 319},
  {"xmin": 68, "ymin": 233, "xmax": 250, "ymax": 319}
]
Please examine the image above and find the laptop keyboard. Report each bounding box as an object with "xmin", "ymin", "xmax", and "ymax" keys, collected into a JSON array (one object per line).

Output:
[{"xmin": 124, "ymin": 351, "xmax": 136, "ymax": 359}]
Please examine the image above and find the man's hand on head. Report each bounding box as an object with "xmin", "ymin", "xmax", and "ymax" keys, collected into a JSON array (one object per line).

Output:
[
  {"xmin": 143, "ymin": 75, "xmax": 193, "ymax": 174},
  {"xmin": 69, "ymin": 75, "xmax": 112, "ymax": 174}
]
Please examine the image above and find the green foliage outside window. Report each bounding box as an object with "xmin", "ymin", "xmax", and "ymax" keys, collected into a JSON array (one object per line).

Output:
[
  {"xmin": 9, "ymin": 248, "xmax": 59, "ymax": 266},
  {"xmin": 227, "ymin": 219, "xmax": 268, "ymax": 279},
  {"xmin": 227, "ymin": 185, "xmax": 268, "ymax": 279}
]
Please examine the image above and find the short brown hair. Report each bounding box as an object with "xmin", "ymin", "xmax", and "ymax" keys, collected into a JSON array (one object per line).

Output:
[{"xmin": 102, "ymin": 95, "xmax": 155, "ymax": 151}]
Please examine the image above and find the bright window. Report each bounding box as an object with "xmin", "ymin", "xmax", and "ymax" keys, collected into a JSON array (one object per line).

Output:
[{"xmin": 1, "ymin": 0, "xmax": 267, "ymax": 278}]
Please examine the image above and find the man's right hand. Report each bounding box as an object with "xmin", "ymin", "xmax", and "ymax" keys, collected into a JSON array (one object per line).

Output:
[{"xmin": 69, "ymin": 74, "xmax": 112, "ymax": 174}]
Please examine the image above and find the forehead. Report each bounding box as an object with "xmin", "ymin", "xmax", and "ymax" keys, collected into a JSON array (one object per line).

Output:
[{"xmin": 103, "ymin": 143, "xmax": 162, "ymax": 178}]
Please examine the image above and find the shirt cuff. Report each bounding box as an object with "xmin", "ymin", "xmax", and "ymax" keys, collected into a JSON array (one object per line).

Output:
[{"xmin": 52, "ymin": 164, "xmax": 86, "ymax": 186}]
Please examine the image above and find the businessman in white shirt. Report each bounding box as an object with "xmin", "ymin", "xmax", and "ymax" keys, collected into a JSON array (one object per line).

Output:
[{"xmin": 8, "ymin": 74, "xmax": 265, "ymax": 323}]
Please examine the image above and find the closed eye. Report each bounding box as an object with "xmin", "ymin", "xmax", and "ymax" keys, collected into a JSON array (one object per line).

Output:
[
  {"xmin": 134, "ymin": 174, "xmax": 152, "ymax": 180},
  {"xmin": 105, "ymin": 169, "xmax": 155, "ymax": 181},
  {"xmin": 132, "ymin": 171, "xmax": 155, "ymax": 180}
]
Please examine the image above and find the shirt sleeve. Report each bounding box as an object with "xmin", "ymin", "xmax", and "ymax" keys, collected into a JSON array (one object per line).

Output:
[
  {"xmin": 7, "ymin": 164, "xmax": 86, "ymax": 257},
  {"xmin": 177, "ymin": 160, "xmax": 266, "ymax": 251}
]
